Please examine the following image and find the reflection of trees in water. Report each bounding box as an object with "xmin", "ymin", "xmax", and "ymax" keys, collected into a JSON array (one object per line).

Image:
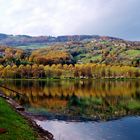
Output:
[{"xmin": 1, "ymin": 80, "xmax": 140, "ymax": 119}]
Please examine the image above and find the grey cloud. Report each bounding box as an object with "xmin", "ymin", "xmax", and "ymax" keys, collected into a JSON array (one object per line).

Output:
[{"xmin": 0, "ymin": 0, "xmax": 139, "ymax": 40}]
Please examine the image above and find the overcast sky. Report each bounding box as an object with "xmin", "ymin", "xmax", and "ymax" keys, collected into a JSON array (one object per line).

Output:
[{"xmin": 0, "ymin": 0, "xmax": 139, "ymax": 40}]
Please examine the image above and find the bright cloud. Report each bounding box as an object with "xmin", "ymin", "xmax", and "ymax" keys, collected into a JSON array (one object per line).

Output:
[{"xmin": 0, "ymin": 0, "xmax": 139, "ymax": 40}]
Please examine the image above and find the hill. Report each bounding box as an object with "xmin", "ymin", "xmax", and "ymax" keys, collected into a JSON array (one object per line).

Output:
[
  {"xmin": 29, "ymin": 39, "xmax": 140, "ymax": 66},
  {"xmin": 0, "ymin": 33, "xmax": 139, "ymax": 67},
  {"xmin": 0, "ymin": 33, "xmax": 121, "ymax": 47}
]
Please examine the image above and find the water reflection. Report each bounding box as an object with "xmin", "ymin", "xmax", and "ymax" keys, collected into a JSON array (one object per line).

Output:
[
  {"xmin": 36, "ymin": 117, "xmax": 140, "ymax": 140},
  {"xmin": 1, "ymin": 80, "xmax": 140, "ymax": 120}
]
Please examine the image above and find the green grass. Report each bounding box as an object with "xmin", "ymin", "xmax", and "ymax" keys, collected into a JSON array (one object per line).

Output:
[
  {"xmin": 82, "ymin": 55, "xmax": 102, "ymax": 63},
  {"xmin": 75, "ymin": 53, "xmax": 102, "ymax": 63},
  {"xmin": 0, "ymin": 98, "xmax": 37, "ymax": 140},
  {"xmin": 15, "ymin": 44, "xmax": 48, "ymax": 50},
  {"xmin": 74, "ymin": 53, "xmax": 90, "ymax": 61},
  {"xmin": 100, "ymin": 41, "xmax": 109, "ymax": 45},
  {"xmin": 91, "ymin": 55, "xmax": 102, "ymax": 61},
  {"xmin": 121, "ymin": 50, "xmax": 140, "ymax": 58},
  {"xmin": 127, "ymin": 100, "xmax": 140, "ymax": 110},
  {"xmin": 126, "ymin": 50, "xmax": 140, "ymax": 56}
]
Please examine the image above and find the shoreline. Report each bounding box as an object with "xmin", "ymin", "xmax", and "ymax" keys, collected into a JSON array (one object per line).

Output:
[
  {"xmin": 0, "ymin": 93, "xmax": 54, "ymax": 140},
  {"xmin": 0, "ymin": 77, "xmax": 140, "ymax": 82}
]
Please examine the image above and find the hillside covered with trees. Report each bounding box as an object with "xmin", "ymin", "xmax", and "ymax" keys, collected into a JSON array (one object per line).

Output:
[{"xmin": 0, "ymin": 34, "xmax": 140, "ymax": 79}]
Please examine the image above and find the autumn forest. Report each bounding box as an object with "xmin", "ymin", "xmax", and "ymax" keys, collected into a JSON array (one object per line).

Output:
[{"xmin": 0, "ymin": 36, "xmax": 140, "ymax": 79}]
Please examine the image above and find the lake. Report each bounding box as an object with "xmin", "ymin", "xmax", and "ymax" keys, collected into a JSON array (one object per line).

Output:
[{"xmin": 1, "ymin": 79, "xmax": 140, "ymax": 140}]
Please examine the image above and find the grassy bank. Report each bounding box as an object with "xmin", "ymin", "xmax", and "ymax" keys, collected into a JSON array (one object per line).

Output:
[{"xmin": 0, "ymin": 97, "xmax": 37, "ymax": 140}]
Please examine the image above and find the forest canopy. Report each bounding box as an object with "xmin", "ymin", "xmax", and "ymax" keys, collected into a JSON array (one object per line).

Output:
[{"xmin": 0, "ymin": 38, "xmax": 140, "ymax": 79}]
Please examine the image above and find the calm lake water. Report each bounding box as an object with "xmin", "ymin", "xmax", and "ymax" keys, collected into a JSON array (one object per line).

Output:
[{"xmin": 1, "ymin": 80, "xmax": 140, "ymax": 140}]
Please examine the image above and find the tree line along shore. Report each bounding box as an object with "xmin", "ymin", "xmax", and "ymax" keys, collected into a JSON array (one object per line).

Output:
[{"xmin": 0, "ymin": 63, "xmax": 139, "ymax": 79}]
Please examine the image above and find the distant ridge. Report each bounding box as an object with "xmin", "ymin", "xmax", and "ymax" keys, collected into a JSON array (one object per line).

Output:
[{"xmin": 0, "ymin": 33, "xmax": 123, "ymax": 46}]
